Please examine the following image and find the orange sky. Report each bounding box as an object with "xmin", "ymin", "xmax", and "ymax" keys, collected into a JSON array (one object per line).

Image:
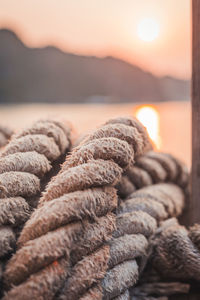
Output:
[{"xmin": 0, "ymin": 0, "xmax": 191, "ymax": 79}]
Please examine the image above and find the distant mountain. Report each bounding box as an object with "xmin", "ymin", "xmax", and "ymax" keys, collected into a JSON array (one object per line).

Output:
[{"xmin": 0, "ymin": 29, "xmax": 190, "ymax": 104}]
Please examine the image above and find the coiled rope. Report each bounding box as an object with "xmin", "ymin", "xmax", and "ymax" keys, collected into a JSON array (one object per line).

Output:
[
  {"xmin": 151, "ymin": 217, "xmax": 200, "ymax": 281},
  {"xmin": 3, "ymin": 117, "xmax": 151, "ymax": 300},
  {"xmin": 0, "ymin": 119, "xmax": 71, "ymax": 292},
  {"xmin": 65, "ymin": 182, "xmax": 185, "ymax": 300},
  {"xmin": 117, "ymin": 151, "xmax": 189, "ymax": 199}
]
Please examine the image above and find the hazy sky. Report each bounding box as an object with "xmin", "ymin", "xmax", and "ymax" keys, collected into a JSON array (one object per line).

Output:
[{"xmin": 0, "ymin": 0, "xmax": 191, "ymax": 79}]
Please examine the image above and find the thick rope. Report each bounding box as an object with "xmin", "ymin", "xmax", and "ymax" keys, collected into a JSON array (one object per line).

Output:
[
  {"xmin": 0, "ymin": 119, "xmax": 71, "ymax": 293},
  {"xmin": 63, "ymin": 182, "xmax": 185, "ymax": 300},
  {"xmin": 151, "ymin": 218, "xmax": 200, "ymax": 281},
  {"xmin": 117, "ymin": 151, "xmax": 189, "ymax": 199},
  {"xmin": 0, "ymin": 126, "xmax": 13, "ymax": 149},
  {"xmin": 3, "ymin": 117, "xmax": 151, "ymax": 299}
]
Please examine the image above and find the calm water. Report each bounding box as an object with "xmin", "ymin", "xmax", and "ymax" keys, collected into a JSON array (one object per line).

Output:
[{"xmin": 0, "ymin": 101, "xmax": 191, "ymax": 166}]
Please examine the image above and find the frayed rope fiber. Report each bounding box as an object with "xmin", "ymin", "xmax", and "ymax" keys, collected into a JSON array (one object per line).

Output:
[
  {"xmin": 3, "ymin": 117, "xmax": 152, "ymax": 300},
  {"xmin": 55, "ymin": 128, "xmax": 187, "ymax": 299},
  {"xmin": 60, "ymin": 133, "xmax": 189, "ymax": 300},
  {"xmin": 117, "ymin": 151, "xmax": 189, "ymax": 199},
  {"xmin": 151, "ymin": 218, "xmax": 200, "ymax": 281},
  {"xmin": 69, "ymin": 182, "xmax": 186, "ymax": 300},
  {"xmin": 1, "ymin": 115, "xmax": 193, "ymax": 300},
  {"xmin": 0, "ymin": 119, "xmax": 72, "ymax": 292}
]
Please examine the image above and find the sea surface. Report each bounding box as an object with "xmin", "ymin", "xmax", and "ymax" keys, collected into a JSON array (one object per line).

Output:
[{"xmin": 0, "ymin": 101, "xmax": 191, "ymax": 166}]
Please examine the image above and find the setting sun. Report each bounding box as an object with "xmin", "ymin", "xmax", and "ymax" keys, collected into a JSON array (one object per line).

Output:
[
  {"xmin": 137, "ymin": 18, "xmax": 160, "ymax": 42},
  {"xmin": 135, "ymin": 105, "xmax": 161, "ymax": 149}
]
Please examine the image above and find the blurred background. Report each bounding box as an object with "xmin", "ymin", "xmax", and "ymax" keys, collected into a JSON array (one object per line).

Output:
[{"xmin": 0, "ymin": 0, "xmax": 191, "ymax": 165}]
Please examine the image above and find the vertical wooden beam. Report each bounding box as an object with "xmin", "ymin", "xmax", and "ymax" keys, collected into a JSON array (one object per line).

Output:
[{"xmin": 191, "ymin": 0, "xmax": 200, "ymax": 225}]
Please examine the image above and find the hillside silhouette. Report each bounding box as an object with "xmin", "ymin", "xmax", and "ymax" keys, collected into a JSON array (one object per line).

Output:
[{"xmin": 0, "ymin": 29, "xmax": 190, "ymax": 104}]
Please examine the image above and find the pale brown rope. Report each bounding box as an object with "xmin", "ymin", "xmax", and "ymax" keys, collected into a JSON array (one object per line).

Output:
[
  {"xmin": 0, "ymin": 119, "xmax": 71, "ymax": 287},
  {"xmin": 3, "ymin": 117, "xmax": 151, "ymax": 300},
  {"xmin": 117, "ymin": 151, "xmax": 189, "ymax": 199},
  {"xmin": 70, "ymin": 183, "xmax": 185, "ymax": 300}
]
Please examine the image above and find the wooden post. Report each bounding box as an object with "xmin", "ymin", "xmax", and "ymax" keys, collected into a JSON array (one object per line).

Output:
[{"xmin": 191, "ymin": 0, "xmax": 200, "ymax": 225}]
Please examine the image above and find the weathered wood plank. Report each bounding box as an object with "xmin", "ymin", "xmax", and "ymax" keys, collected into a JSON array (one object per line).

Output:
[{"xmin": 190, "ymin": 0, "xmax": 200, "ymax": 225}]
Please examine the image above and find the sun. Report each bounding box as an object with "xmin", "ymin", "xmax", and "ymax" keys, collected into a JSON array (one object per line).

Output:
[
  {"xmin": 137, "ymin": 18, "xmax": 159, "ymax": 42},
  {"xmin": 135, "ymin": 105, "xmax": 161, "ymax": 149}
]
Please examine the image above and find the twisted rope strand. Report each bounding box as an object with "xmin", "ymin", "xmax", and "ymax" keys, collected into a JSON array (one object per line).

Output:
[
  {"xmin": 0, "ymin": 119, "xmax": 71, "ymax": 288},
  {"xmin": 55, "ymin": 127, "xmax": 188, "ymax": 299},
  {"xmin": 17, "ymin": 187, "xmax": 117, "ymax": 247},
  {"xmin": 117, "ymin": 151, "xmax": 189, "ymax": 199},
  {"xmin": 151, "ymin": 218, "xmax": 200, "ymax": 281},
  {"xmin": 59, "ymin": 183, "xmax": 185, "ymax": 300},
  {"xmin": 105, "ymin": 117, "xmax": 152, "ymax": 155},
  {"xmin": 99, "ymin": 183, "xmax": 185, "ymax": 300},
  {"xmin": 3, "ymin": 117, "xmax": 151, "ymax": 300}
]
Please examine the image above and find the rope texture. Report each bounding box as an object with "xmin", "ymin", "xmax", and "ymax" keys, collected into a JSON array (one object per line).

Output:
[
  {"xmin": 151, "ymin": 217, "xmax": 200, "ymax": 281},
  {"xmin": 3, "ymin": 117, "xmax": 151, "ymax": 300},
  {"xmin": 71, "ymin": 182, "xmax": 186, "ymax": 300},
  {"xmin": 0, "ymin": 119, "xmax": 71, "ymax": 289},
  {"xmin": 117, "ymin": 151, "xmax": 189, "ymax": 199},
  {"xmin": 61, "ymin": 145, "xmax": 189, "ymax": 299},
  {"xmin": 99, "ymin": 151, "xmax": 189, "ymax": 300}
]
